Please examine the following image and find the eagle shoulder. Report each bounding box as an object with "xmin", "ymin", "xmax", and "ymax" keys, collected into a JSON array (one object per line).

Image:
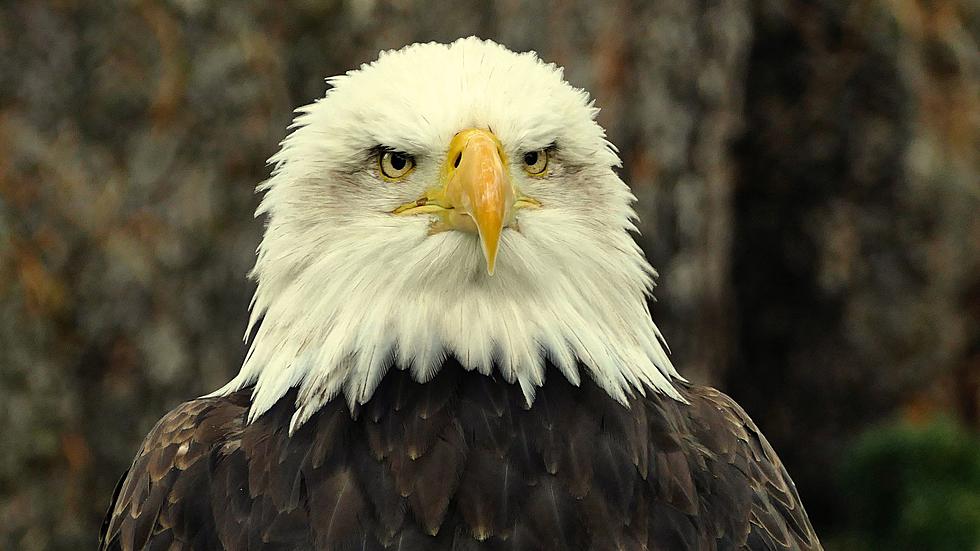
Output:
[
  {"xmin": 99, "ymin": 390, "xmax": 251, "ymax": 551},
  {"xmin": 670, "ymin": 384, "xmax": 822, "ymax": 550}
]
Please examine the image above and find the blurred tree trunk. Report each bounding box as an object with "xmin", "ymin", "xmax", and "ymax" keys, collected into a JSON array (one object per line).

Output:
[
  {"xmin": 607, "ymin": 0, "xmax": 750, "ymax": 389},
  {"xmin": 728, "ymin": 0, "xmax": 979, "ymax": 531}
]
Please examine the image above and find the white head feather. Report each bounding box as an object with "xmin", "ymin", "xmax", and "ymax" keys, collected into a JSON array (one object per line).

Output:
[{"xmin": 212, "ymin": 37, "xmax": 684, "ymax": 431}]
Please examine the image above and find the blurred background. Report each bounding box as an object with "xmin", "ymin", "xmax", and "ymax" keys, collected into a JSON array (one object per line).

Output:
[{"xmin": 1, "ymin": 0, "xmax": 978, "ymax": 549}]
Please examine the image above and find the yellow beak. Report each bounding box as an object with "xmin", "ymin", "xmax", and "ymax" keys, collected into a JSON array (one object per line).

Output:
[
  {"xmin": 443, "ymin": 129, "xmax": 513, "ymax": 274},
  {"xmin": 392, "ymin": 128, "xmax": 538, "ymax": 275}
]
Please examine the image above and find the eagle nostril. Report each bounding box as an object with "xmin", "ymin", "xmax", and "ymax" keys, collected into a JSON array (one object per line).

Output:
[{"xmin": 454, "ymin": 152, "xmax": 462, "ymax": 168}]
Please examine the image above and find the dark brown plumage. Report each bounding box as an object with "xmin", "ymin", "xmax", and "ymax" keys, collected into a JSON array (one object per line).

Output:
[{"xmin": 100, "ymin": 360, "xmax": 821, "ymax": 550}]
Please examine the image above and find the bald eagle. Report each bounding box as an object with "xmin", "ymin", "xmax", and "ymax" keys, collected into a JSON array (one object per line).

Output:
[{"xmin": 100, "ymin": 38, "xmax": 820, "ymax": 550}]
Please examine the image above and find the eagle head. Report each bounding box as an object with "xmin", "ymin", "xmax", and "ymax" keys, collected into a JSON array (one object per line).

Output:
[{"xmin": 216, "ymin": 37, "xmax": 682, "ymax": 430}]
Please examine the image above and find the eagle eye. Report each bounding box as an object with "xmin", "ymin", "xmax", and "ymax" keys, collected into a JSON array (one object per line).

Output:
[
  {"xmin": 522, "ymin": 149, "xmax": 549, "ymax": 176},
  {"xmin": 379, "ymin": 151, "xmax": 415, "ymax": 180}
]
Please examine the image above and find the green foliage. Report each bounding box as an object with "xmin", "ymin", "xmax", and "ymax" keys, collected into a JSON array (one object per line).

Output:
[{"xmin": 838, "ymin": 417, "xmax": 980, "ymax": 551}]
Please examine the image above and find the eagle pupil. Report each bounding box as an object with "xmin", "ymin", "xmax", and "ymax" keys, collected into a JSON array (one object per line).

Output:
[
  {"xmin": 523, "ymin": 151, "xmax": 538, "ymax": 166},
  {"xmin": 390, "ymin": 153, "xmax": 407, "ymax": 171}
]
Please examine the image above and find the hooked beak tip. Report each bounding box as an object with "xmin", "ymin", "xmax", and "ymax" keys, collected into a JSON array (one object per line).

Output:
[{"xmin": 477, "ymin": 227, "xmax": 500, "ymax": 276}]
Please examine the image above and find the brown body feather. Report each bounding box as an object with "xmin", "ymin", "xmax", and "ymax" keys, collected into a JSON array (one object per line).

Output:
[{"xmin": 100, "ymin": 361, "xmax": 821, "ymax": 550}]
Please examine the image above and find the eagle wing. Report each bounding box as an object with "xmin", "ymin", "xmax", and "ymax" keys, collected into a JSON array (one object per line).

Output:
[
  {"xmin": 99, "ymin": 391, "xmax": 255, "ymax": 550},
  {"xmin": 99, "ymin": 387, "xmax": 370, "ymax": 550},
  {"xmin": 670, "ymin": 384, "xmax": 822, "ymax": 550}
]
